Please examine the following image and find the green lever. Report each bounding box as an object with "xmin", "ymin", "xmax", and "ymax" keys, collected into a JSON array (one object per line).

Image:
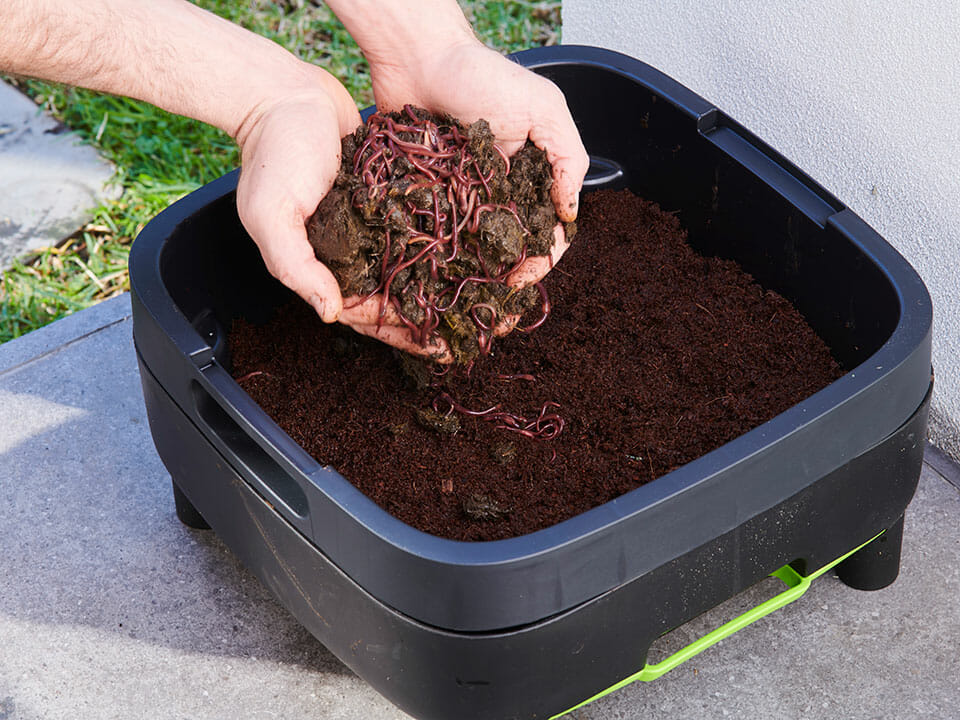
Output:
[{"xmin": 550, "ymin": 533, "xmax": 882, "ymax": 719}]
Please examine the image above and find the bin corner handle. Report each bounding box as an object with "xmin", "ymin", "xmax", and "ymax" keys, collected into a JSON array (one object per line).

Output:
[{"xmin": 550, "ymin": 532, "xmax": 883, "ymax": 719}]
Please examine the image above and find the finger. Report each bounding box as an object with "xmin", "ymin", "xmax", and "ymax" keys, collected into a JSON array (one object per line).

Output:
[
  {"xmin": 287, "ymin": 263, "xmax": 344, "ymax": 324},
  {"xmin": 340, "ymin": 294, "xmax": 456, "ymax": 360},
  {"xmin": 240, "ymin": 188, "xmax": 344, "ymax": 322},
  {"xmin": 493, "ymin": 313, "xmax": 520, "ymax": 337},
  {"xmin": 528, "ymin": 84, "xmax": 589, "ymax": 222},
  {"xmin": 547, "ymin": 147, "xmax": 589, "ymax": 223},
  {"xmin": 496, "ymin": 137, "xmax": 525, "ymax": 157},
  {"xmin": 339, "ymin": 293, "xmax": 405, "ymax": 326},
  {"xmin": 506, "ymin": 223, "xmax": 569, "ymax": 288},
  {"xmin": 240, "ymin": 197, "xmax": 346, "ymax": 323},
  {"xmin": 235, "ymin": 105, "xmax": 347, "ymax": 323},
  {"xmin": 264, "ymin": 237, "xmax": 345, "ymax": 323},
  {"xmin": 346, "ymin": 322, "xmax": 454, "ymax": 363}
]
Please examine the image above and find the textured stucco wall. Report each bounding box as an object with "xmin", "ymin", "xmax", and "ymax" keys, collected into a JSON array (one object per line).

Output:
[{"xmin": 563, "ymin": 1, "xmax": 960, "ymax": 458}]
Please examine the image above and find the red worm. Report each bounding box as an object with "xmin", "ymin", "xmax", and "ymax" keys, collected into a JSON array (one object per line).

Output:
[
  {"xmin": 516, "ymin": 282, "xmax": 551, "ymax": 332},
  {"xmin": 382, "ymin": 130, "xmax": 457, "ymax": 159},
  {"xmin": 236, "ymin": 370, "xmax": 274, "ymax": 383},
  {"xmin": 433, "ymin": 392, "xmax": 500, "ymax": 418},
  {"xmin": 470, "ymin": 303, "xmax": 497, "ymax": 331},
  {"xmin": 493, "ymin": 144, "xmax": 511, "ymax": 175},
  {"xmin": 473, "ymin": 157, "xmax": 492, "ymax": 199},
  {"xmin": 446, "ymin": 204, "xmax": 460, "ymax": 263},
  {"xmin": 379, "ymin": 237, "xmax": 442, "ymax": 319},
  {"xmin": 434, "ymin": 275, "xmax": 489, "ymax": 312},
  {"xmin": 497, "ymin": 244, "xmax": 528, "ymax": 282},
  {"xmin": 433, "ymin": 394, "xmax": 565, "ymax": 441}
]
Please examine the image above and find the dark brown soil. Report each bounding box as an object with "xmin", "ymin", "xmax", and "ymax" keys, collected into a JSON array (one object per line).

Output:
[{"xmin": 230, "ymin": 189, "xmax": 842, "ymax": 541}]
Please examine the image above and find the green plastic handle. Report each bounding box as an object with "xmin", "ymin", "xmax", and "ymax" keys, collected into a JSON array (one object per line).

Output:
[{"xmin": 550, "ymin": 533, "xmax": 881, "ymax": 719}]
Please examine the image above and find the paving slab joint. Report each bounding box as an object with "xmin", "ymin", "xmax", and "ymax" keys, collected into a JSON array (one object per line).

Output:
[
  {"xmin": 0, "ymin": 293, "xmax": 132, "ymax": 376},
  {"xmin": 924, "ymin": 442, "xmax": 960, "ymax": 493}
]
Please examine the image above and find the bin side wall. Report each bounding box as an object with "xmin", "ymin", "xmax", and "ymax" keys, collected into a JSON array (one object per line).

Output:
[{"xmin": 562, "ymin": 1, "xmax": 960, "ymax": 459}]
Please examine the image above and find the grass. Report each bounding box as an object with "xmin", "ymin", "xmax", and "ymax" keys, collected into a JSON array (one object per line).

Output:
[{"xmin": 0, "ymin": 0, "xmax": 561, "ymax": 344}]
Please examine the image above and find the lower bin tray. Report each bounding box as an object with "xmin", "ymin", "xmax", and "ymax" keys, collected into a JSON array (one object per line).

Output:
[{"xmin": 139, "ymin": 351, "xmax": 931, "ymax": 720}]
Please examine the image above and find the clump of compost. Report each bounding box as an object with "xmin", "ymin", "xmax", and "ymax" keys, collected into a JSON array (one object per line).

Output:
[{"xmin": 307, "ymin": 105, "xmax": 567, "ymax": 364}]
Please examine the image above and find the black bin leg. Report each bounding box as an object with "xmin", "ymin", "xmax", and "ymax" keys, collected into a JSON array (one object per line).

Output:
[
  {"xmin": 172, "ymin": 479, "xmax": 211, "ymax": 530},
  {"xmin": 836, "ymin": 515, "xmax": 905, "ymax": 591}
]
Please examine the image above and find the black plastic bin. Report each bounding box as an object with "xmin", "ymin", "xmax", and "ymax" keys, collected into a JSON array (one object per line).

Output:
[{"xmin": 130, "ymin": 46, "xmax": 932, "ymax": 720}]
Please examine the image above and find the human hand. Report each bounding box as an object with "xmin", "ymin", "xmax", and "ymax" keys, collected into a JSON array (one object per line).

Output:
[
  {"xmin": 234, "ymin": 64, "xmax": 361, "ymax": 322},
  {"xmin": 340, "ymin": 223, "xmax": 569, "ymax": 362},
  {"xmin": 336, "ymin": 37, "xmax": 588, "ymax": 361},
  {"xmin": 369, "ymin": 39, "xmax": 588, "ymax": 224}
]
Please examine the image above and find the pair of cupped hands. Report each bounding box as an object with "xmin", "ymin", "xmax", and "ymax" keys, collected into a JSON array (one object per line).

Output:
[{"xmin": 234, "ymin": 39, "xmax": 588, "ymax": 363}]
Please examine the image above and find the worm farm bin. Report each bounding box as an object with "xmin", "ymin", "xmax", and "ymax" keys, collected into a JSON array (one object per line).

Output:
[{"xmin": 130, "ymin": 46, "xmax": 932, "ymax": 719}]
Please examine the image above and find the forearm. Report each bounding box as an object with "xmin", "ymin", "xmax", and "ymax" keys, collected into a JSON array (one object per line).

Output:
[
  {"xmin": 325, "ymin": 0, "xmax": 477, "ymax": 99},
  {"xmin": 0, "ymin": 0, "xmax": 323, "ymax": 138},
  {"xmin": 326, "ymin": 0, "xmax": 475, "ymax": 58}
]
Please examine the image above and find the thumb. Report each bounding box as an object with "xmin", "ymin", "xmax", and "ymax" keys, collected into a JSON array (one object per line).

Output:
[
  {"xmin": 257, "ymin": 224, "xmax": 344, "ymax": 323},
  {"xmin": 237, "ymin": 178, "xmax": 344, "ymax": 323},
  {"xmin": 234, "ymin": 104, "xmax": 345, "ymax": 323},
  {"xmin": 526, "ymin": 83, "xmax": 589, "ymax": 223},
  {"xmin": 546, "ymin": 150, "xmax": 589, "ymax": 223}
]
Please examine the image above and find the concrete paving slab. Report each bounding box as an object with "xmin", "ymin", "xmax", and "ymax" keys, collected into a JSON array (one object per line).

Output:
[
  {"xmin": 0, "ymin": 293, "xmax": 130, "ymax": 376},
  {"xmin": 0, "ymin": 297, "xmax": 958, "ymax": 719},
  {"xmin": 925, "ymin": 443, "xmax": 960, "ymax": 493},
  {"xmin": 0, "ymin": 81, "xmax": 117, "ymax": 270}
]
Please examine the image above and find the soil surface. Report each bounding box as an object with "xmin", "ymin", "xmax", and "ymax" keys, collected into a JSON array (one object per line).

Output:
[
  {"xmin": 306, "ymin": 106, "xmax": 563, "ymax": 363},
  {"xmin": 230, "ymin": 189, "xmax": 843, "ymax": 541}
]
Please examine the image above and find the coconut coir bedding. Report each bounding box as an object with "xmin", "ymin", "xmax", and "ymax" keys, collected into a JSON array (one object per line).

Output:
[{"xmin": 229, "ymin": 189, "xmax": 842, "ymax": 541}]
